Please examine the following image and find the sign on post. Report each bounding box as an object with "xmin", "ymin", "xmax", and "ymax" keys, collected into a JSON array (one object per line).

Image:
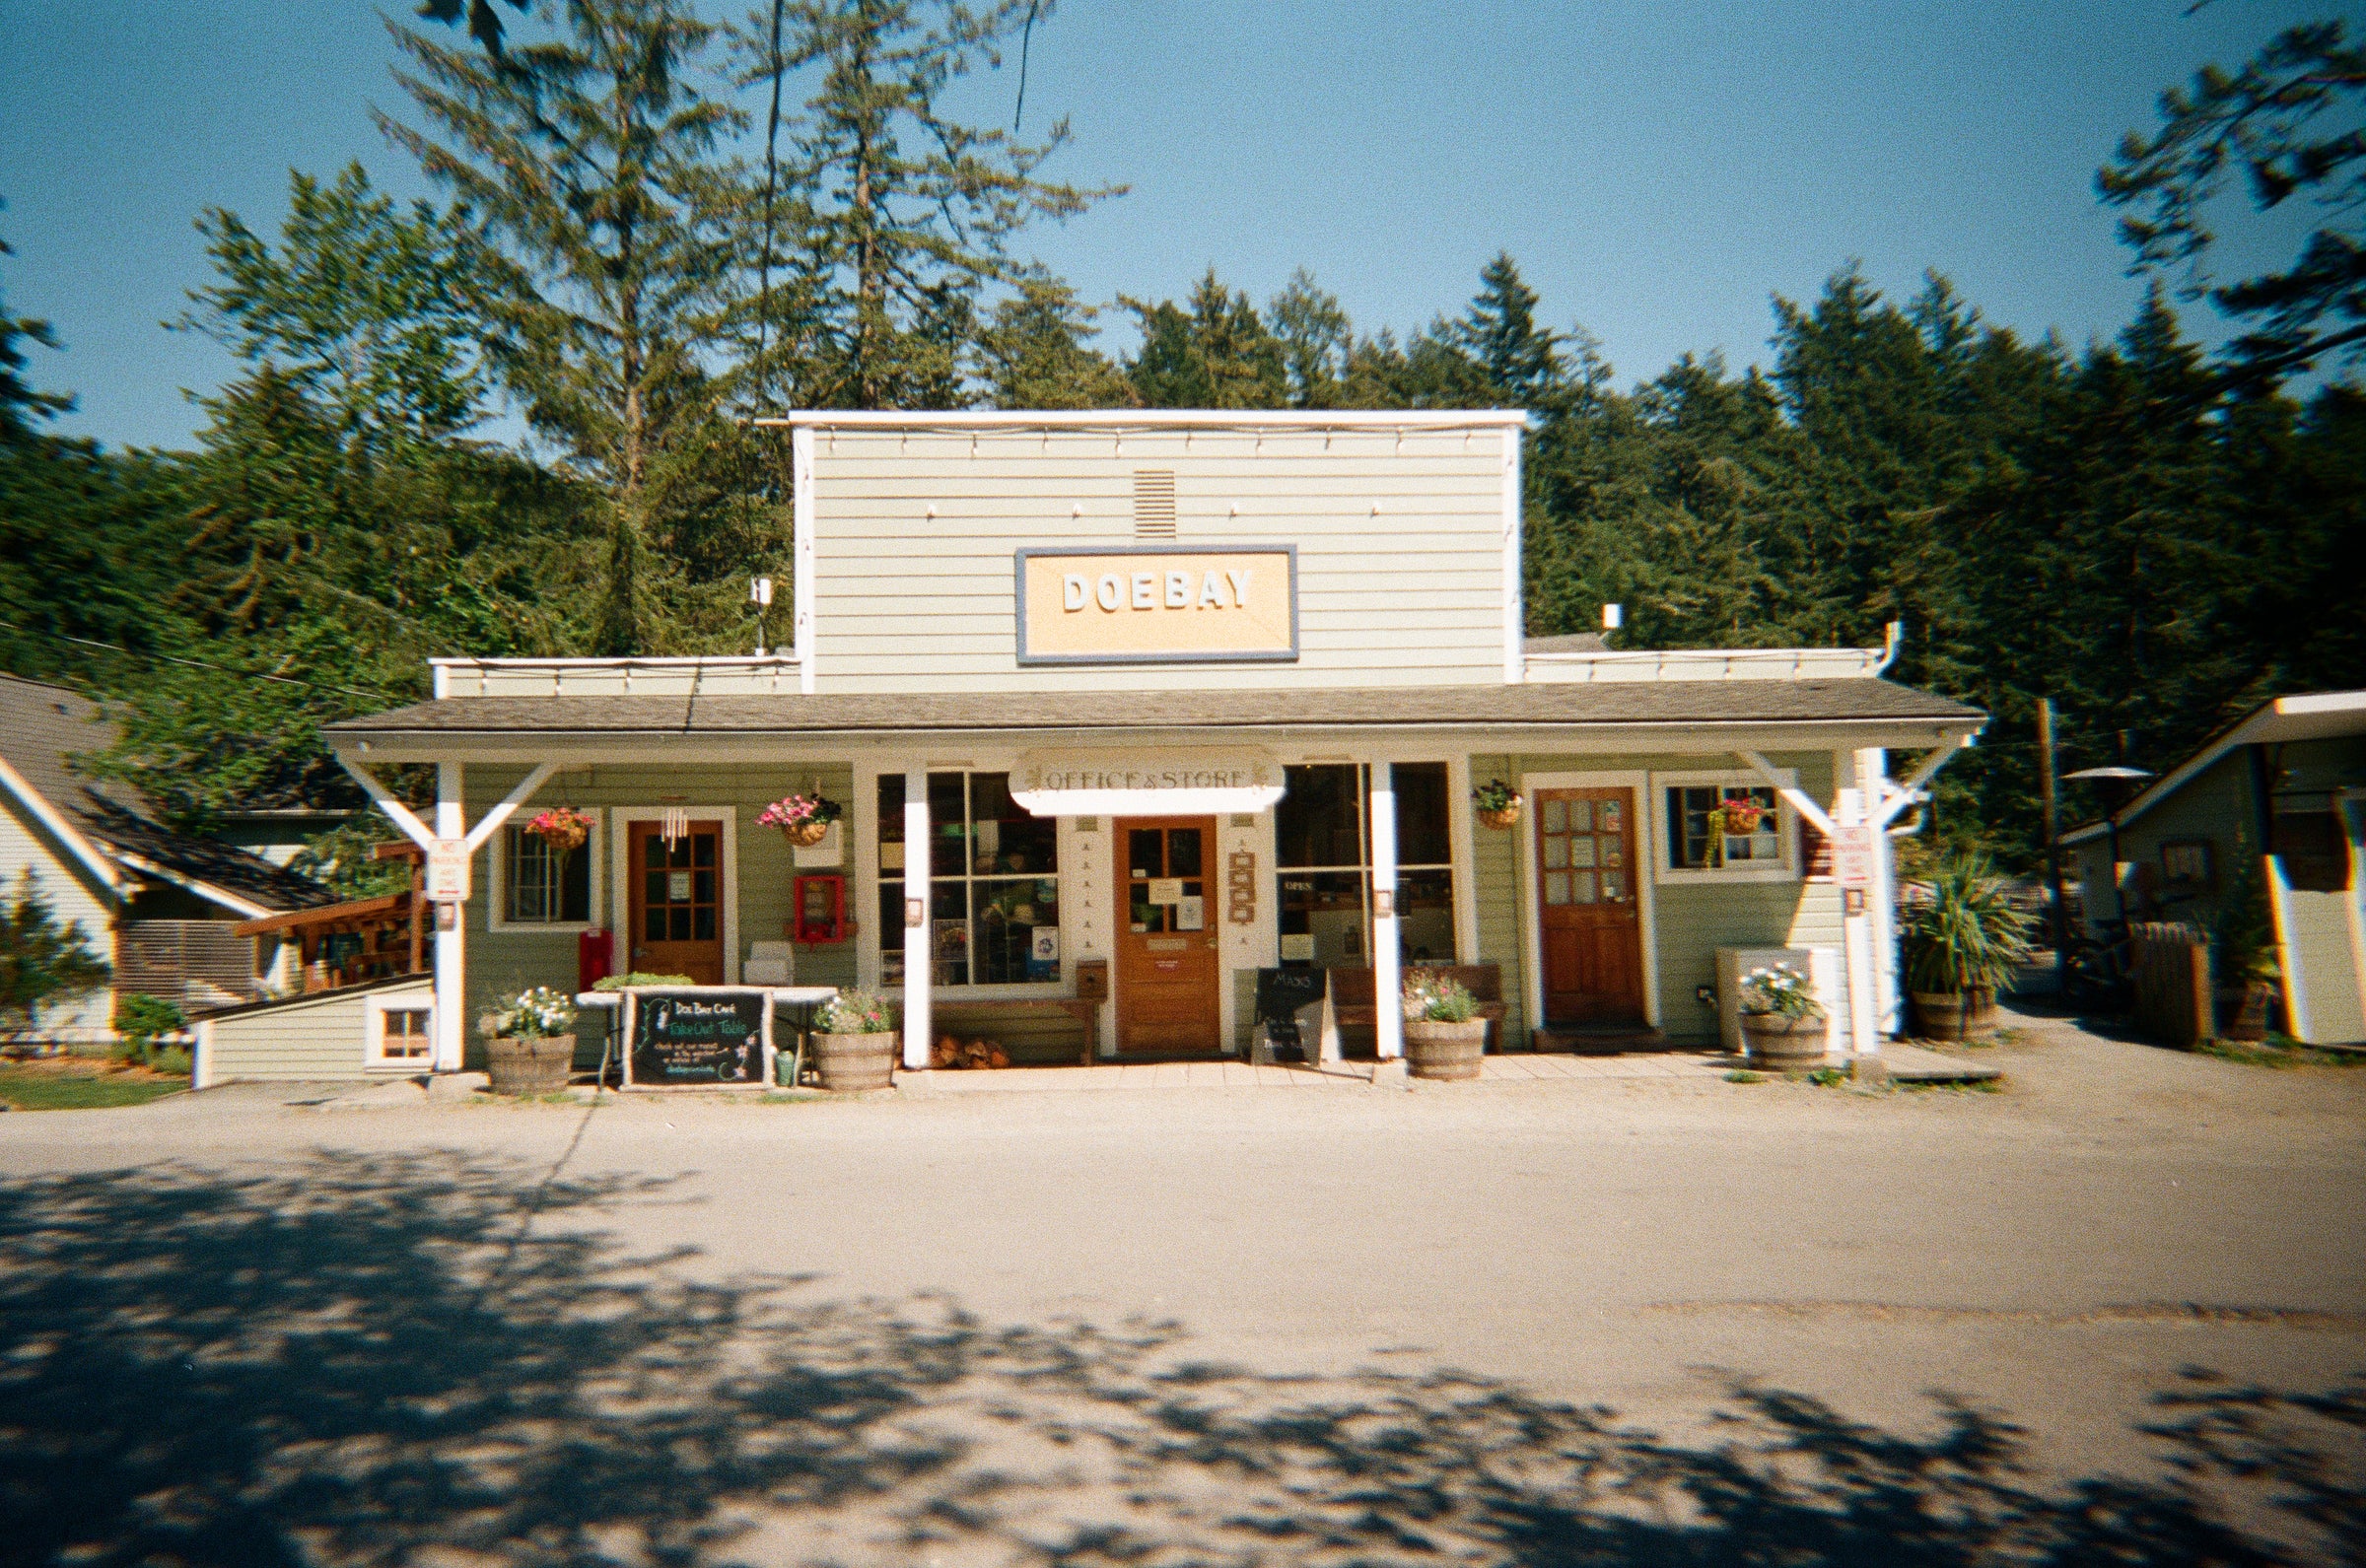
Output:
[
  {"xmin": 1831, "ymin": 825, "xmax": 1878, "ymax": 891},
  {"xmin": 425, "ymin": 838, "xmax": 471, "ymax": 903}
]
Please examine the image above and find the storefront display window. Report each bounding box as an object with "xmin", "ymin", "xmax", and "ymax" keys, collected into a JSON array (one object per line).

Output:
[
  {"xmin": 1275, "ymin": 762, "xmax": 1456, "ymax": 966},
  {"xmin": 879, "ymin": 772, "xmax": 1061, "ymax": 987}
]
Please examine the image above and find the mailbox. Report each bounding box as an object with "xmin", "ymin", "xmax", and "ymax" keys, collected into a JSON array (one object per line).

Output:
[{"xmin": 1074, "ymin": 957, "xmax": 1109, "ymax": 1002}]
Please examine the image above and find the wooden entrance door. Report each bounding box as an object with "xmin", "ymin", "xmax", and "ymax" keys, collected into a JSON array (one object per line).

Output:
[
  {"xmin": 1116, "ymin": 816, "xmax": 1221, "ymax": 1054},
  {"xmin": 627, "ymin": 821, "xmax": 726, "ymax": 985},
  {"xmin": 1535, "ymin": 788, "xmax": 1645, "ymax": 1025}
]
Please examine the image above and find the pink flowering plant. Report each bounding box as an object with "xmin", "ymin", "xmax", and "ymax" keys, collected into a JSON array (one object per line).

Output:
[
  {"xmin": 757, "ymin": 793, "xmax": 843, "ymax": 831},
  {"xmin": 524, "ymin": 806, "xmax": 594, "ymax": 853}
]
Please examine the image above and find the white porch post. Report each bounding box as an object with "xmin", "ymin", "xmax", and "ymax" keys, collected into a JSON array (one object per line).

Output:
[
  {"xmin": 435, "ymin": 761, "xmax": 466, "ymax": 1073},
  {"xmin": 1859, "ymin": 747, "xmax": 1901, "ymax": 1036},
  {"xmin": 1371, "ymin": 761, "xmax": 1403, "ymax": 1059},
  {"xmin": 1837, "ymin": 781, "xmax": 1879, "ymax": 1066},
  {"xmin": 902, "ymin": 767, "xmax": 932, "ymax": 1070}
]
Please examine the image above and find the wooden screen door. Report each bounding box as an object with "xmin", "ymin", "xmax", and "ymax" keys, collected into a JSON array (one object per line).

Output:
[
  {"xmin": 1116, "ymin": 817, "xmax": 1221, "ymax": 1054},
  {"xmin": 1535, "ymin": 788, "xmax": 1645, "ymax": 1025},
  {"xmin": 627, "ymin": 821, "xmax": 726, "ymax": 985}
]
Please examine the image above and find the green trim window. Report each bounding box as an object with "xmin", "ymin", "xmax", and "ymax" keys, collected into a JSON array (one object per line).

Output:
[
  {"xmin": 1666, "ymin": 784, "xmax": 1781, "ymax": 871},
  {"xmin": 503, "ymin": 825, "xmax": 591, "ymax": 923},
  {"xmin": 878, "ymin": 772, "xmax": 1061, "ymax": 988}
]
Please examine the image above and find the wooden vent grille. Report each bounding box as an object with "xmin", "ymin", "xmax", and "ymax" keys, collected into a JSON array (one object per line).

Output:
[{"xmin": 1133, "ymin": 469, "xmax": 1176, "ymax": 537}]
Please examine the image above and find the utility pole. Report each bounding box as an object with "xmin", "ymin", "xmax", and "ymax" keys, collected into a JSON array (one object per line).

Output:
[{"xmin": 2038, "ymin": 697, "xmax": 2064, "ymax": 988}]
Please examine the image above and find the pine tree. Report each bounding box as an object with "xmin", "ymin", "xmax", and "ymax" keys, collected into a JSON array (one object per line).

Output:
[
  {"xmin": 755, "ymin": 0, "xmax": 1118, "ymax": 410},
  {"xmin": 0, "ymin": 870, "xmax": 110, "ymax": 1043},
  {"xmin": 976, "ymin": 275, "xmax": 1135, "ymax": 408},
  {"xmin": 1123, "ymin": 268, "xmax": 1287, "ymax": 408},
  {"xmin": 380, "ymin": 0, "xmax": 741, "ymax": 653}
]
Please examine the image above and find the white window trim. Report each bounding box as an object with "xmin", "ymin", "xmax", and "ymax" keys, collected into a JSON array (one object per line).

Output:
[
  {"xmin": 863, "ymin": 763, "xmax": 1070, "ymax": 999},
  {"xmin": 367, "ymin": 990, "xmax": 438, "ymax": 1070},
  {"xmin": 1515, "ymin": 769, "xmax": 1661, "ymax": 1035},
  {"xmin": 1648, "ymin": 768, "xmax": 1802, "ymax": 886},
  {"xmin": 608, "ymin": 806, "xmax": 741, "ymax": 984},
  {"xmin": 487, "ymin": 810, "xmax": 606, "ymax": 933}
]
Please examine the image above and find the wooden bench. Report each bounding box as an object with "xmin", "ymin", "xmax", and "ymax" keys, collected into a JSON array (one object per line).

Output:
[
  {"xmin": 928, "ymin": 996, "xmax": 1104, "ymax": 1064},
  {"xmin": 1332, "ymin": 964, "xmax": 1508, "ymax": 1054}
]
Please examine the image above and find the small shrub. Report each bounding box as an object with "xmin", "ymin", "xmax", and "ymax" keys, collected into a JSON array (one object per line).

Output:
[
  {"xmin": 1402, "ymin": 970, "xmax": 1477, "ymax": 1023},
  {"xmin": 592, "ymin": 972, "xmax": 697, "ymax": 990},
  {"xmin": 151, "ymin": 1046, "xmax": 193, "ymax": 1076},
  {"xmin": 815, "ymin": 989, "xmax": 895, "ymax": 1034},
  {"xmin": 113, "ymin": 992, "xmax": 187, "ymax": 1067},
  {"xmin": 1807, "ymin": 1067, "xmax": 1847, "ymax": 1087},
  {"xmin": 1723, "ymin": 1069, "xmax": 1766, "ymax": 1084}
]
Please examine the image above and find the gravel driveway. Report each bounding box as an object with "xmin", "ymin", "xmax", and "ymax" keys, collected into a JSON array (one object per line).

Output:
[{"xmin": 5, "ymin": 1006, "xmax": 2360, "ymax": 1564}]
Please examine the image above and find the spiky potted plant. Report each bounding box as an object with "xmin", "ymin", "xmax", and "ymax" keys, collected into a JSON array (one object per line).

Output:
[
  {"xmin": 2209, "ymin": 865, "xmax": 2281, "ymax": 1042},
  {"xmin": 1401, "ymin": 969, "xmax": 1488, "ymax": 1080},
  {"xmin": 480, "ymin": 986, "xmax": 576, "ymax": 1094},
  {"xmin": 1902, "ymin": 852, "xmax": 2035, "ymax": 1041}
]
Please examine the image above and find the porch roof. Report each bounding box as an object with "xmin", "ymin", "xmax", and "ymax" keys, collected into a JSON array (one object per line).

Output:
[{"xmin": 328, "ymin": 677, "xmax": 1983, "ymax": 750}]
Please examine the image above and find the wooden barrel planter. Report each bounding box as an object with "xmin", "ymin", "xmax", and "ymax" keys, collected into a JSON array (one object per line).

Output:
[
  {"xmin": 1404, "ymin": 1018, "xmax": 1489, "ymax": 1080},
  {"xmin": 1739, "ymin": 1013, "xmax": 1824, "ymax": 1070},
  {"xmin": 1911, "ymin": 988, "xmax": 2001, "ymax": 1043},
  {"xmin": 811, "ymin": 1030, "xmax": 896, "ymax": 1092},
  {"xmin": 2215, "ymin": 983, "xmax": 2274, "ymax": 1042},
  {"xmin": 485, "ymin": 1034, "xmax": 574, "ymax": 1095}
]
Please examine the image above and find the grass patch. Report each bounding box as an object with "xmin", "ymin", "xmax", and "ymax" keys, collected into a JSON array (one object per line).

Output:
[
  {"xmin": 1723, "ymin": 1069, "xmax": 1766, "ymax": 1084},
  {"xmin": 1899, "ymin": 1077, "xmax": 2005, "ymax": 1095},
  {"xmin": 758, "ymin": 1090, "xmax": 827, "ymax": 1104},
  {"xmin": 0, "ymin": 1067, "xmax": 187, "ymax": 1112},
  {"xmin": 2195, "ymin": 1036, "xmax": 2366, "ymax": 1069},
  {"xmin": 1807, "ymin": 1067, "xmax": 1848, "ymax": 1087}
]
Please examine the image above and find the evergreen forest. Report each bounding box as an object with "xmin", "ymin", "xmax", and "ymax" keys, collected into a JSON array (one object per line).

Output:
[{"xmin": 2, "ymin": 1, "xmax": 2360, "ymax": 874}]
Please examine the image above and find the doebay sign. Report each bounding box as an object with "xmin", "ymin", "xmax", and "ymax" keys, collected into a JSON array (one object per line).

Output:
[{"xmin": 1015, "ymin": 546, "xmax": 1296, "ymax": 665}]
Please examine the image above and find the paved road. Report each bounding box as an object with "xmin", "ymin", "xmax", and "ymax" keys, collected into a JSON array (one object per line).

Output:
[{"xmin": 6, "ymin": 1011, "xmax": 2361, "ymax": 1564}]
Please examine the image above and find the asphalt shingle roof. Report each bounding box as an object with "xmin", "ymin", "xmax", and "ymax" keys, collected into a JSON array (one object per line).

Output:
[
  {"xmin": 0, "ymin": 675, "xmax": 335, "ymax": 913},
  {"xmin": 328, "ymin": 678, "xmax": 1983, "ymax": 739}
]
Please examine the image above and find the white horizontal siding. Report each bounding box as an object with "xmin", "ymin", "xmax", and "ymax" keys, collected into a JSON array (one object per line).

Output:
[{"xmin": 808, "ymin": 426, "xmax": 1508, "ymax": 695}]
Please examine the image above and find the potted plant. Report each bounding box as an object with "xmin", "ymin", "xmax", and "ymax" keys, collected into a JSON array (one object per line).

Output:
[
  {"xmin": 1402, "ymin": 969, "xmax": 1488, "ymax": 1080},
  {"xmin": 809, "ymin": 988, "xmax": 897, "ymax": 1091},
  {"xmin": 1902, "ymin": 852, "xmax": 2035, "ymax": 1041},
  {"xmin": 479, "ymin": 985, "xmax": 576, "ymax": 1094},
  {"xmin": 759, "ymin": 792, "xmax": 842, "ymax": 849},
  {"xmin": 1737, "ymin": 962, "xmax": 1827, "ymax": 1068},
  {"xmin": 1473, "ymin": 779, "xmax": 1523, "ymax": 831},
  {"xmin": 525, "ymin": 806, "xmax": 594, "ymax": 854},
  {"xmin": 2209, "ymin": 865, "xmax": 2281, "ymax": 1042}
]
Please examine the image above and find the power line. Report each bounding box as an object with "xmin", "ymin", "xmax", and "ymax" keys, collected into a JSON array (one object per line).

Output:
[{"xmin": 0, "ymin": 621, "xmax": 391, "ymax": 703}]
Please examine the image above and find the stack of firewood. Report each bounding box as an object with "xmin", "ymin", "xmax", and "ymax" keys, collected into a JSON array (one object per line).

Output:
[{"xmin": 930, "ymin": 1035, "xmax": 1012, "ymax": 1070}]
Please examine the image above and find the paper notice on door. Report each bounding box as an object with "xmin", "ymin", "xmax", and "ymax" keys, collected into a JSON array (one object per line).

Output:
[
  {"xmin": 668, "ymin": 870, "xmax": 692, "ymax": 901},
  {"xmin": 1148, "ymin": 877, "xmax": 1183, "ymax": 906},
  {"xmin": 1176, "ymin": 895, "xmax": 1205, "ymax": 930},
  {"xmin": 1280, "ymin": 933, "xmax": 1315, "ymax": 962}
]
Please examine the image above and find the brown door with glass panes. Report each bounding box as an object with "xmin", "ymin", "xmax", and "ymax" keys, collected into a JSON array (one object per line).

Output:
[
  {"xmin": 1116, "ymin": 817, "xmax": 1220, "ymax": 1054},
  {"xmin": 627, "ymin": 821, "xmax": 725, "ymax": 984},
  {"xmin": 1535, "ymin": 788, "xmax": 1644, "ymax": 1025}
]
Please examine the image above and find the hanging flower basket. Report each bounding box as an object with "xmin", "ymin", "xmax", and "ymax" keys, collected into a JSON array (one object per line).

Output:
[
  {"xmin": 1473, "ymin": 780, "xmax": 1523, "ymax": 831},
  {"xmin": 524, "ymin": 806, "xmax": 594, "ymax": 854},
  {"xmin": 759, "ymin": 792, "xmax": 841, "ymax": 848}
]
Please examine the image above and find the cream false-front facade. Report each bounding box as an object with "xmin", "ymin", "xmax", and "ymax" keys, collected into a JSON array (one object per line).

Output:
[{"xmin": 259, "ymin": 411, "xmax": 1983, "ymax": 1086}]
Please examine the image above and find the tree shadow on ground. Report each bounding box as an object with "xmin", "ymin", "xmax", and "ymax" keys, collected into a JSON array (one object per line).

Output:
[{"xmin": 2, "ymin": 1151, "xmax": 2358, "ymax": 1566}]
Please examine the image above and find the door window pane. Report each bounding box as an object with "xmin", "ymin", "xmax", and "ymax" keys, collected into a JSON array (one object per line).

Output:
[
  {"xmin": 1542, "ymin": 797, "xmax": 1566, "ymax": 834},
  {"xmin": 1545, "ymin": 871, "xmax": 1570, "ymax": 906},
  {"xmin": 1168, "ymin": 827, "xmax": 1203, "ymax": 878}
]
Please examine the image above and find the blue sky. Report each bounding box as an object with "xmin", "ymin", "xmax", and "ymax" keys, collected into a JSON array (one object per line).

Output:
[{"xmin": 0, "ymin": 0, "xmax": 2321, "ymax": 451}]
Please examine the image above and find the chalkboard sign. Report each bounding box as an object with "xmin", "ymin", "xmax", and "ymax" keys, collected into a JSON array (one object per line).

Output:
[
  {"xmin": 630, "ymin": 991, "xmax": 767, "ymax": 1085},
  {"xmin": 1255, "ymin": 966, "xmax": 1327, "ymax": 1023}
]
